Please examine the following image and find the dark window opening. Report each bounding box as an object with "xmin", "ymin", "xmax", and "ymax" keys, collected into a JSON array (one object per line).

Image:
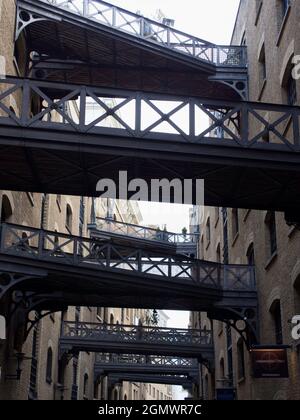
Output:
[
  {"xmin": 266, "ymin": 211, "xmax": 277, "ymax": 256},
  {"xmin": 46, "ymin": 347, "xmax": 53, "ymax": 384},
  {"xmin": 270, "ymin": 300, "xmax": 283, "ymax": 345}
]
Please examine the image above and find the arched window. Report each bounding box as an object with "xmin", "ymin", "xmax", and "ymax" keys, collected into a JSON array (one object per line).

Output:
[
  {"xmin": 216, "ymin": 243, "xmax": 221, "ymax": 264},
  {"xmin": 124, "ymin": 394, "xmax": 127, "ymax": 401},
  {"xmin": 1, "ymin": 194, "xmax": 13, "ymax": 222},
  {"xmin": 93, "ymin": 381, "xmax": 99, "ymax": 400},
  {"xmin": 270, "ymin": 300, "xmax": 283, "ymax": 344},
  {"xmin": 46, "ymin": 347, "xmax": 53, "ymax": 384},
  {"xmin": 247, "ymin": 243, "xmax": 255, "ymax": 266},
  {"xmin": 231, "ymin": 209, "xmax": 239, "ymax": 238},
  {"xmin": 265, "ymin": 211, "xmax": 277, "ymax": 257},
  {"xmin": 66, "ymin": 204, "xmax": 73, "ymax": 232},
  {"xmin": 83, "ymin": 373, "xmax": 89, "ymax": 399},
  {"xmin": 220, "ymin": 357, "xmax": 225, "ymax": 379},
  {"xmin": 237, "ymin": 339, "xmax": 245, "ymax": 380},
  {"xmin": 206, "ymin": 218, "xmax": 211, "ymax": 244},
  {"xmin": 110, "ymin": 313, "xmax": 114, "ymax": 325}
]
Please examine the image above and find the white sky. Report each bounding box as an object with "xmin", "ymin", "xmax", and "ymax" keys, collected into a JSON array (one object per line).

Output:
[
  {"xmin": 107, "ymin": 0, "xmax": 239, "ymax": 399},
  {"xmin": 107, "ymin": 0, "xmax": 240, "ymax": 44}
]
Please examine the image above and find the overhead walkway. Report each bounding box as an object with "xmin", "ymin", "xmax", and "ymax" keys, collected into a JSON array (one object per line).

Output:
[
  {"xmin": 59, "ymin": 321, "xmax": 214, "ymax": 359},
  {"xmin": 90, "ymin": 217, "xmax": 198, "ymax": 256},
  {"xmin": 0, "ymin": 222, "xmax": 258, "ymax": 343},
  {"xmin": 16, "ymin": 0, "xmax": 248, "ymax": 99},
  {"xmin": 0, "ymin": 77, "xmax": 300, "ymax": 215}
]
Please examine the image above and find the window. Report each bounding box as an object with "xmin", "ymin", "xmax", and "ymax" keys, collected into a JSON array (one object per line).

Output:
[
  {"xmin": 216, "ymin": 243, "xmax": 221, "ymax": 264},
  {"xmin": 286, "ymin": 73, "xmax": 297, "ymax": 105},
  {"xmin": 83, "ymin": 373, "xmax": 89, "ymax": 399},
  {"xmin": 237, "ymin": 339, "xmax": 245, "ymax": 380},
  {"xmin": 247, "ymin": 243, "xmax": 255, "ymax": 266},
  {"xmin": 220, "ymin": 357, "xmax": 225, "ymax": 379},
  {"xmin": 110, "ymin": 313, "xmax": 114, "ymax": 325},
  {"xmin": 46, "ymin": 347, "xmax": 53, "ymax": 384},
  {"xmin": 265, "ymin": 211, "xmax": 277, "ymax": 256},
  {"xmin": 270, "ymin": 300, "xmax": 283, "ymax": 344},
  {"xmin": 255, "ymin": 1, "xmax": 263, "ymax": 24},
  {"xmin": 232, "ymin": 209, "xmax": 239, "ymax": 239},
  {"xmin": 66, "ymin": 204, "xmax": 73, "ymax": 232},
  {"xmin": 206, "ymin": 218, "xmax": 211, "ymax": 244},
  {"xmin": 281, "ymin": 0, "xmax": 290, "ymax": 18},
  {"xmin": 258, "ymin": 44, "xmax": 266, "ymax": 85},
  {"xmin": 214, "ymin": 207, "xmax": 219, "ymax": 225},
  {"xmin": 1, "ymin": 194, "xmax": 13, "ymax": 222},
  {"xmin": 56, "ymin": 194, "xmax": 61, "ymax": 210},
  {"xmin": 93, "ymin": 381, "xmax": 99, "ymax": 400}
]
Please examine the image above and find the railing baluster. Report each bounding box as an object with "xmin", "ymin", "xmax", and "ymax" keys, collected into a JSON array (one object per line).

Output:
[
  {"xmin": 21, "ymin": 79, "xmax": 30, "ymax": 126},
  {"xmin": 38, "ymin": 229, "xmax": 44, "ymax": 258},
  {"xmin": 79, "ymin": 86, "xmax": 86, "ymax": 132}
]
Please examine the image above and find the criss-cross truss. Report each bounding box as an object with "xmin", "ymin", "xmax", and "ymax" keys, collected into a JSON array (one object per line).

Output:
[
  {"xmin": 95, "ymin": 354, "xmax": 199, "ymax": 368},
  {"xmin": 60, "ymin": 321, "xmax": 213, "ymax": 359},
  {"xmin": 0, "ymin": 223, "xmax": 255, "ymax": 296},
  {"xmin": 94, "ymin": 354, "xmax": 201, "ymax": 381},
  {"xmin": 1, "ymin": 77, "xmax": 299, "ymax": 151},
  {"xmin": 17, "ymin": 0, "xmax": 247, "ymax": 69}
]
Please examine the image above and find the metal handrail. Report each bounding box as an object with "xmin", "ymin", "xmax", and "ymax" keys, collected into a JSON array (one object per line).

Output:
[
  {"xmin": 33, "ymin": 0, "xmax": 247, "ymax": 67},
  {"xmin": 0, "ymin": 222, "xmax": 256, "ymax": 291},
  {"xmin": 95, "ymin": 217, "xmax": 199, "ymax": 244},
  {"xmin": 0, "ymin": 77, "xmax": 299, "ymax": 152}
]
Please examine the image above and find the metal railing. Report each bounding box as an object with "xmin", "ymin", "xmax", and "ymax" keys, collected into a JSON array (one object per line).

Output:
[
  {"xmin": 95, "ymin": 217, "xmax": 198, "ymax": 245},
  {"xmin": 61, "ymin": 321, "xmax": 212, "ymax": 346},
  {"xmin": 34, "ymin": 0, "xmax": 247, "ymax": 67},
  {"xmin": 95, "ymin": 353, "xmax": 198, "ymax": 368},
  {"xmin": 0, "ymin": 77, "xmax": 299, "ymax": 151},
  {"xmin": 0, "ymin": 223, "xmax": 256, "ymax": 291}
]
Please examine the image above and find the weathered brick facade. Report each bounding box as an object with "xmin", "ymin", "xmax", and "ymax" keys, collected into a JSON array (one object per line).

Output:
[{"xmin": 192, "ymin": 0, "xmax": 300, "ymax": 400}]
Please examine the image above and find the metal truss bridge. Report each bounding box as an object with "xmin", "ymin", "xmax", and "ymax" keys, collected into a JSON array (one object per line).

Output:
[
  {"xmin": 0, "ymin": 77, "xmax": 300, "ymax": 214},
  {"xmin": 0, "ymin": 222, "xmax": 258, "ymax": 343},
  {"xmin": 59, "ymin": 321, "xmax": 214, "ymax": 360},
  {"xmin": 90, "ymin": 217, "xmax": 199, "ymax": 256},
  {"xmin": 16, "ymin": 0, "xmax": 248, "ymax": 99},
  {"xmin": 94, "ymin": 354, "xmax": 200, "ymax": 378}
]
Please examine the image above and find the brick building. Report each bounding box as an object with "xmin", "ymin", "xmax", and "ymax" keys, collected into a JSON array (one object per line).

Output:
[
  {"xmin": 0, "ymin": 0, "xmax": 174, "ymax": 400},
  {"xmin": 191, "ymin": 0, "xmax": 300, "ymax": 400}
]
